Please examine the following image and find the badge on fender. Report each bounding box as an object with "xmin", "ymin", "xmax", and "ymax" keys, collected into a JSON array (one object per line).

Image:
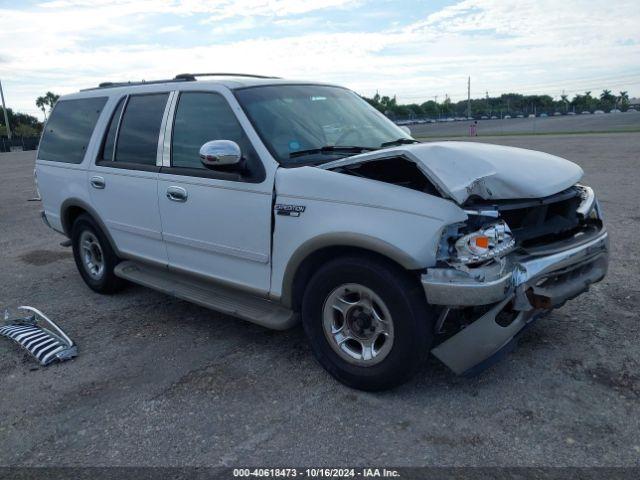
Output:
[{"xmin": 275, "ymin": 204, "xmax": 306, "ymax": 217}]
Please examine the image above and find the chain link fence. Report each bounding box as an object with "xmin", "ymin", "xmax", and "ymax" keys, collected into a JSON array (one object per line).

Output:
[{"xmin": 0, "ymin": 136, "xmax": 39, "ymax": 153}]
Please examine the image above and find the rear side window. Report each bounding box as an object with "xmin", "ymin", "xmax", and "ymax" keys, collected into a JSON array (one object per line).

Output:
[
  {"xmin": 114, "ymin": 93, "xmax": 168, "ymax": 166},
  {"xmin": 39, "ymin": 97, "xmax": 107, "ymax": 163}
]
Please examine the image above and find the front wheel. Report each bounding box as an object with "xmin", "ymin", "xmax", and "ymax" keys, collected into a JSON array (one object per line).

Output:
[{"xmin": 302, "ymin": 255, "xmax": 434, "ymax": 391}]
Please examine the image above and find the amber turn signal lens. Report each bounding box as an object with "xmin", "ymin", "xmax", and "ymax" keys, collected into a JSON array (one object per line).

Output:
[{"xmin": 474, "ymin": 236, "xmax": 489, "ymax": 248}]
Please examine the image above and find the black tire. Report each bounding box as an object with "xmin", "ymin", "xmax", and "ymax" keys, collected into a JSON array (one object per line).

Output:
[
  {"xmin": 71, "ymin": 213, "xmax": 127, "ymax": 294},
  {"xmin": 301, "ymin": 255, "xmax": 434, "ymax": 391}
]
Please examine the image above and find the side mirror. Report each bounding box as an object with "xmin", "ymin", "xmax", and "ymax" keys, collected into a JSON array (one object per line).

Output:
[
  {"xmin": 399, "ymin": 125, "xmax": 411, "ymax": 135},
  {"xmin": 199, "ymin": 140, "xmax": 242, "ymax": 168}
]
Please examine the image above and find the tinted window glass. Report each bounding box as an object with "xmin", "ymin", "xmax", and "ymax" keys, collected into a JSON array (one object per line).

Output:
[
  {"xmin": 39, "ymin": 97, "xmax": 107, "ymax": 163},
  {"xmin": 115, "ymin": 93, "xmax": 168, "ymax": 165},
  {"xmin": 172, "ymin": 92, "xmax": 259, "ymax": 172},
  {"xmin": 99, "ymin": 97, "xmax": 125, "ymax": 162}
]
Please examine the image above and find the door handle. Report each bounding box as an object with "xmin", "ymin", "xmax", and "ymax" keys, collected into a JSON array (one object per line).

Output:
[
  {"xmin": 166, "ymin": 186, "xmax": 188, "ymax": 202},
  {"xmin": 90, "ymin": 176, "xmax": 105, "ymax": 189}
]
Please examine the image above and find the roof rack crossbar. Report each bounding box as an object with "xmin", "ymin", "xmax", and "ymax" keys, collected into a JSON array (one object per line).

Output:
[{"xmin": 174, "ymin": 73, "xmax": 280, "ymax": 80}]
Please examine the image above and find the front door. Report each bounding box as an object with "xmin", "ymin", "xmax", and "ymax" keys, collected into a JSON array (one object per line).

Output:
[
  {"xmin": 90, "ymin": 93, "xmax": 170, "ymax": 265},
  {"xmin": 157, "ymin": 91, "xmax": 274, "ymax": 294}
]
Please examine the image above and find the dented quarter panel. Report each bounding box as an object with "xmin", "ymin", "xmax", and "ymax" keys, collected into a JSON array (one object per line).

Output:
[
  {"xmin": 270, "ymin": 166, "xmax": 467, "ymax": 300},
  {"xmin": 321, "ymin": 141, "xmax": 584, "ymax": 204}
]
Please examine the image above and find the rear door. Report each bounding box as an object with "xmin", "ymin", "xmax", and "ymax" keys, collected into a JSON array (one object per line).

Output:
[
  {"xmin": 89, "ymin": 92, "xmax": 170, "ymax": 265},
  {"xmin": 157, "ymin": 90, "xmax": 274, "ymax": 295}
]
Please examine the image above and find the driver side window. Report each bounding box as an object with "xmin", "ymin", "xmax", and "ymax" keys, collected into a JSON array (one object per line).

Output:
[{"xmin": 171, "ymin": 92, "xmax": 263, "ymax": 181}]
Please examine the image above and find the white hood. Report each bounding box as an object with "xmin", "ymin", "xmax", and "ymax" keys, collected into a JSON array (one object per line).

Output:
[{"xmin": 321, "ymin": 141, "xmax": 584, "ymax": 204}]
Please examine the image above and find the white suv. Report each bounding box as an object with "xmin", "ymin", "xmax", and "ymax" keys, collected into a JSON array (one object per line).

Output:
[{"xmin": 36, "ymin": 74, "xmax": 609, "ymax": 390}]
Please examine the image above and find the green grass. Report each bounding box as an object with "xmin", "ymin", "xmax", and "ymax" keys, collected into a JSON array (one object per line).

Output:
[{"xmin": 414, "ymin": 127, "xmax": 640, "ymax": 140}]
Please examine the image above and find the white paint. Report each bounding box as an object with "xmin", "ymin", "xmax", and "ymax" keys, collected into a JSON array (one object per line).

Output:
[{"xmin": 322, "ymin": 141, "xmax": 584, "ymax": 204}]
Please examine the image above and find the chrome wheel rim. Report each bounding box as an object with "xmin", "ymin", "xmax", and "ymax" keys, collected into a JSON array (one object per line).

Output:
[
  {"xmin": 79, "ymin": 231, "xmax": 105, "ymax": 280},
  {"xmin": 322, "ymin": 283, "xmax": 394, "ymax": 366}
]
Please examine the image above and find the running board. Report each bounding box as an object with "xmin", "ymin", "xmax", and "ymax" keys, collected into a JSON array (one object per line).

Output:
[{"xmin": 114, "ymin": 261, "xmax": 297, "ymax": 330}]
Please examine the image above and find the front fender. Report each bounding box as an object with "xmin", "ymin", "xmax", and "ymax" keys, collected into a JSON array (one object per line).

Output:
[{"xmin": 270, "ymin": 166, "xmax": 467, "ymax": 305}]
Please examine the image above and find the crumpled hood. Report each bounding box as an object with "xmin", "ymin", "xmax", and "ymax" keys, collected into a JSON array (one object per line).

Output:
[{"xmin": 321, "ymin": 141, "xmax": 584, "ymax": 204}]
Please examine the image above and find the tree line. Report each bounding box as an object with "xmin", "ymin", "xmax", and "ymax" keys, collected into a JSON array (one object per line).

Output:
[
  {"xmin": 0, "ymin": 91, "xmax": 59, "ymax": 138},
  {"xmin": 363, "ymin": 89, "xmax": 632, "ymax": 119},
  {"xmin": 0, "ymin": 88, "xmax": 635, "ymax": 138}
]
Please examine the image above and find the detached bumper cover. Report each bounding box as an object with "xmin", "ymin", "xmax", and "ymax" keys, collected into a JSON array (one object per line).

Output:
[{"xmin": 423, "ymin": 228, "xmax": 609, "ymax": 375}]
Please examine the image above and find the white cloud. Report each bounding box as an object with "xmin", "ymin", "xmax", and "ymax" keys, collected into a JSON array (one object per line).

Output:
[{"xmin": 1, "ymin": 0, "xmax": 639, "ymax": 117}]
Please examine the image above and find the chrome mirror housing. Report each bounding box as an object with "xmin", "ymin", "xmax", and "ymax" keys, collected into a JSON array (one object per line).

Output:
[{"xmin": 199, "ymin": 140, "xmax": 242, "ymax": 168}]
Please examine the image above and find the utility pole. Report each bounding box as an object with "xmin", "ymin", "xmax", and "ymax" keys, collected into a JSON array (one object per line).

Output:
[
  {"xmin": 0, "ymin": 79, "xmax": 11, "ymax": 140},
  {"xmin": 485, "ymin": 90, "xmax": 490, "ymax": 116},
  {"xmin": 467, "ymin": 76, "xmax": 471, "ymax": 119}
]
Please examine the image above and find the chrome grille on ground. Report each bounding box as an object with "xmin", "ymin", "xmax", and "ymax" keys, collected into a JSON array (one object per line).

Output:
[{"xmin": 0, "ymin": 306, "xmax": 77, "ymax": 366}]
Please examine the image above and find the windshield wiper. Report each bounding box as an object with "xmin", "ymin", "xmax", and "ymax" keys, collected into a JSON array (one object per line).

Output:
[
  {"xmin": 289, "ymin": 145, "xmax": 375, "ymax": 159},
  {"xmin": 379, "ymin": 138, "xmax": 420, "ymax": 148}
]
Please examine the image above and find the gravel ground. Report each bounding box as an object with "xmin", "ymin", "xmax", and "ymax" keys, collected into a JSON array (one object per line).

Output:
[
  {"xmin": 410, "ymin": 111, "xmax": 640, "ymax": 137},
  {"xmin": 0, "ymin": 133, "xmax": 639, "ymax": 467}
]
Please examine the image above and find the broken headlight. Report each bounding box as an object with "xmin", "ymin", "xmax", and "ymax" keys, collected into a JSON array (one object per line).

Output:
[
  {"xmin": 576, "ymin": 184, "xmax": 601, "ymax": 221},
  {"xmin": 439, "ymin": 220, "xmax": 515, "ymax": 265}
]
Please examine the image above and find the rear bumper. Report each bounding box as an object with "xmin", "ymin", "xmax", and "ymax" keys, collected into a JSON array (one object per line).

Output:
[{"xmin": 422, "ymin": 228, "xmax": 609, "ymax": 375}]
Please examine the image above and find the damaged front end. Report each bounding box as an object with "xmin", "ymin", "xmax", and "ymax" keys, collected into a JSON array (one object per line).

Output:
[{"xmin": 423, "ymin": 184, "xmax": 609, "ymax": 375}]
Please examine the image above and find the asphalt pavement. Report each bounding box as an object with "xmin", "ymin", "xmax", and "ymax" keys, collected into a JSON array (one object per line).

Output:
[{"xmin": 0, "ymin": 132, "xmax": 639, "ymax": 467}]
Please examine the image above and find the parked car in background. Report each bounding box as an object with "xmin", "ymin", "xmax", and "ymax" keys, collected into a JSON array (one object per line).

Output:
[
  {"xmin": 540, "ymin": 113, "xmax": 548, "ymax": 118},
  {"xmin": 553, "ymin": 112, "xmax": 562, "ymax": 116},
  {"xmin": 516, "ymin": 114, "xmax": 524, "ymax": 118},
  {"xmin": 581, "ymin": 111, "xmax": 591, "ymax": 114},
  {"xmin": 627, "ymin": 108, "xmax": 637, "ymax": 113},
  {"xmin": 567, "ymin": 111, "xmax": 576, "ymax": 115},
  {"xmin": 594, "ymin": 110, "xmax": 605, "ymax": 115},
  {"xmin": 35, "ymin": 74, "xmax": 609, "ymax": 391},
  {"xmin": 504, "ymin": 115, "xmax": 511, "ymax": 119},
  {"xmin": 528, "ymin": 114, "xmax": 536, "ymax": 118},
  {"xmin": 610, "ymin": 109, "xmax": 621, "ymax": 113}
]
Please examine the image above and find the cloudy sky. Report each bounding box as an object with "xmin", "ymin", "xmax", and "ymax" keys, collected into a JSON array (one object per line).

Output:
[{"xmin": 1, "ymin": 0, "xmax": 639, "ymax": 118}]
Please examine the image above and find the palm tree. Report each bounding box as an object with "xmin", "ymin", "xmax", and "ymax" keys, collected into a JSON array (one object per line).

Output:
[
  {"xmin": 44, "ymin": 91, "xmax": 59, "ymax": 109},
  {"xmin": 600, "ymin": 90, "xmax": 615, "ymax": 110},
  {"xmin": 618, "ymin": 91, "xmax": 629, "ymax": 110},
  {"xmin": 35, "ymin": 91, "xmax": 60, "ymax": 121},
  {"xmin": 35, "ymin": 96, "xmax": 47, "ymax": 121}
]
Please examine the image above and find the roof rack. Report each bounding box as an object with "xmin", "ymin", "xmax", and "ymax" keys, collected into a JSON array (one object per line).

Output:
[
  {"xmin": 174, "ymin": 73, "xmax": 280, "ymax": 80},
  {"xmin": 82, "ymin": 73, "xmax": 280, "ymax": 91},
  {"xmin": 82, "ymin": 77, "xmax": 189, "ymax": 91}
]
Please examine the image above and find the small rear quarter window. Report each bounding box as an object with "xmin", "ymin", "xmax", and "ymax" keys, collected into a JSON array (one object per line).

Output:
[{"xmin": 38, "ymin": 97, "xmax": 107, "ymax": 163}]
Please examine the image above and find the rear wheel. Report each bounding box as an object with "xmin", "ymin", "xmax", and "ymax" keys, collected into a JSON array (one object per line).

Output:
[
  {"xmin": 302, "ymin": 255, "xmax": 433, "ymax": 391},
  {"xmin": 71, "ymin": 214, "xmax": 126, "ymax": 294}
]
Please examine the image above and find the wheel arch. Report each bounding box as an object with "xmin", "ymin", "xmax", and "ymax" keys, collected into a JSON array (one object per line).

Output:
[
  {"xmin": 60, "ymin": 198, "xmax": 121, "ymax": 256},
  {"xmin": 281, "ymin": 233, "xmax": 424, "ymax": 311}
]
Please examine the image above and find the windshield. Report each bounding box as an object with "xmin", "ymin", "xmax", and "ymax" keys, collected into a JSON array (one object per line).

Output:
[{"xmin": 234, "ymin": 85, "xmax": 412, "ymax": 166}]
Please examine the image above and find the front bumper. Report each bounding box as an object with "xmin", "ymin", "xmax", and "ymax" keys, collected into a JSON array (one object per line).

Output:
[{"xmin": 422, "ymin": 227, "xmax": 609, "ymax": 374}]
